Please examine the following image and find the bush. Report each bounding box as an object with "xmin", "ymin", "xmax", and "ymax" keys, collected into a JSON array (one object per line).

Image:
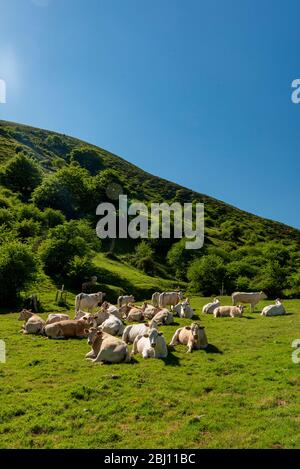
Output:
[
  {"xmin": 0, "ymin": 241, "xmax": 39, "ymax": 306},
  {"xmin": 32, "ymin": 165, "xmax": 92, "ymax": 219},
  {"xmin": 66, "ymin": 256, "xmax": 95, "ymax": 289},
  {"xmin": 38, "ymin": 220, "xmax": 100, "ymax": 280},
  {"xmin": 0, "ymin": 154, "xmax": 43, "ymax": 199},
  {"xmin": 70, "ymin": 147, "xmax": 103, "ymax": 175},
  {"xmin": 188, "ymin": 255, "xmax": 227, "ymax": 296}
]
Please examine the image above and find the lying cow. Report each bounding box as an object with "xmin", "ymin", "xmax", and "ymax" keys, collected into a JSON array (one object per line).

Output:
[
  {"xmin": 232, "ymin": 291, "xmax": 267, "ymax": 313},
  {"xmin": 214, "ymin": 305, "xmax": 245, "ymax": 318},
  {"xmin": 169, "ymin": 323, "xmax": 208, "ymax": 352},
  {"xmin": 151, "ymin": 309, "xmax": 173, "ymax": 325},
  {"xmin": 122, "ymin": 322, "xmax": 156, "ymax": 344},
  {"xmin": 126, "ymin": 305, "xmax": 145, "ymax": 322},
  {"xmin": 86, "ymin": 328, "xmax": 131, "ymax": 364},
  {"xmin": 45, "ymin": 313, "xmax": 70, "ymax": 325},
  {"xmin": 202, "ymin": 298, "xmax": 220, "ymax": 314},
  {"xmin": 102, "ymin": 302, "xmax": 124, "ymax": 320},
  {"xmin": 143, "ymin": 303, "xmax": 160, "ymax": 320},
  {"xmin": 93, "ymin": 308, "xmax": 110, "ymax": 326},
  {"xmin": 18, "ymin": 309, "xmax": 45, "ymax": 335},
  {"xmin": 100, "ymin": 314, "xmax": 124, "ymax": 336},
  {"xmin": 261, "ymin": 299, "xmax": 286, "ymax": 317},
  {"xmin": 132, "ymin": 327, "xmax": 168, "ymax": 359},
  {"xmin": 75, "ymin": 292, "xmax": 106, "ymax": 313},
  {"xmin": 172, "ymin": 299, "xmax": 194, "ymax": 319},
  {"xmin": 44, "ymin": 318, "xmax": 91, "ymax": 339},
  {"xmin": 117, "ymin": 295, "xmax": 135, "ymax": 307}
]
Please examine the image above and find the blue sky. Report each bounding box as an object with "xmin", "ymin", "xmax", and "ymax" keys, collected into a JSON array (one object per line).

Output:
[{"xmin": 0, "ymin": 0, "xmax": 300, "ymax": 228}]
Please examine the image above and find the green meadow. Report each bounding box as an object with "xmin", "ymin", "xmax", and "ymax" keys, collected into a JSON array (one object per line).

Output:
[{"xmin": 1, "ymin": 296, "xmax": 300, "ymax": 449}]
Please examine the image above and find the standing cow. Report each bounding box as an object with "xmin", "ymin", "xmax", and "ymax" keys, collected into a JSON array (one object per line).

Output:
[
  {"xmin": 232, "ymin": 291, "xmax": 267, "ymax": 313},
  {"xmin": 75, "ymin": 292, "xmax": 106, "ymax": 313},
  {"xmin": 159, "ymin": 291, "xmax": 182, "ymax": 308}
]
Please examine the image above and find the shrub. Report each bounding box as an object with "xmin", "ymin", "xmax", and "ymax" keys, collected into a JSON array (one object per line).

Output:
[
  {"xmin": 0, "ymin": 241, "xmax": 39, "ymax": 306},
  {"xmin": 70, "ymin": 147, "xmax": 103, "ymax": 175},
  {"xmin": 32, "ymin": 165, "xmax": 92, "ymax": 219},
  {"xmin": 38, "ymin": 220, "xmax": 100, "ymax": 280},
  {"xmin": 0, "ymin": 154, "xmax": 42, "ymax": 199},
  {"xmin": 188, "ymin": 255, "xmax": 227, "ymax": 296}
]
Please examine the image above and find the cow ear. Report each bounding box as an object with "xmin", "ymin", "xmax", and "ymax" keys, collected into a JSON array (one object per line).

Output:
[
  {"xmin": 185, "ymin": 326, "xmax": 191, "ymax": 330},
  {"xmin": 143, "ymin": 334, "xmax": 149, "ymax": 338}
]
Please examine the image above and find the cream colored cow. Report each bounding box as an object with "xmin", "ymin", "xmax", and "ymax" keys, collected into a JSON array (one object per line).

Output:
[
  {"xmin": 169, "ymin": 323, "xmax": 208, "ymax": 352},
  {"xmin": 214, "ymin": 305, "xmax": 245, "ymax": 318},
  {"xmin": 86, "ymin": 328, "xmax": 130, "ymax": 364},
  {"xmin": 18, "ymin": 309, "xmax": 45, "ymax": 335}
]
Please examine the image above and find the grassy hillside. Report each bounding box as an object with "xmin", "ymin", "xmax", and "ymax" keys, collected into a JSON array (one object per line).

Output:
[
  {"xmin": 0, "ymin": 120, "xmax": 299, "ymax": 306},
  {"xmin": 1, "ymin": 297, "xmax": 300, "ymax": 449}
]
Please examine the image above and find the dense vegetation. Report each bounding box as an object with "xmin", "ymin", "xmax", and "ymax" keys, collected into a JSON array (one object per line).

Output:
[{"xmin": 0, "ymin": 120, "xmax": 299, "ymax": 307}]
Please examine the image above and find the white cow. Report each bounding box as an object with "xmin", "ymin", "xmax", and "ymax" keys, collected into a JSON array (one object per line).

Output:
[
  {"xmin": 18, "ymin": 309, "xmax": 45, "ymax": 335},
  {"xmin": 86, "ymin": 328, "xmax": 131, "ymax": 363},
  {"xmin": 117, "ymin": 295, "xmax": 135, "ymax": 307},
  {"xmin": 170, "ymin": 323, "xmax": 208, "ymax": 352},
  {"xmin": 100, "ymin": 314, "xmax": 124, "ymax": 336},
  {"xmin": 75, "ymin": 292, "xmax": 106, "ymax": 313},
  {"xmin": 202, "ymin": 298, "xmax": 220, "ymax": 314},
  {"xmin": 261, "ymin": 299, "xmax": 286, "ymax": 316},
  {"xmin": 151, "ymin": 292, "xmax": 160, "ymax": 307},
  {"xmin": 132, "ymin": 327, "xmax": 168, "ymax": 359},
  {"xmin": 159, "ymin": 291, "xmax": 182, "ymax": 308},
  {"xmin": 142, "ymin": 303, "xmax": 160, "ymax": 320},
  {"xmin": 214, "ymin": 305, "xmax": 245, "ymax": 318},
  {"xmin": 150, "ymin": 309, "xmax": 173, "ymax": 325},
  {"xmin": 172, "ymin": 298, "xmax": 194, "ymax": 319},
  {"xmin": 122, "ymin": 323, "xmax": 153, "ymax": 344},
  {"xmin": 45, "ymin": 313, "xmax": 70, "ymax": 325},
  {"xmin": 232, "ymin": 291, "xmax": 267, "ymax": 313}
]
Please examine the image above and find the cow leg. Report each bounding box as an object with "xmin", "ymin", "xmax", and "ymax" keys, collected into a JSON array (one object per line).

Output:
[
  {"xmin": 169, "ymin": 328, "xmax": 182, "ymax": 346},
  {"xmin": 250, "ymin": 303, "xmax": 253, "ymax": 313},
  {"xmin": 132, "ymin": 335, "xmax": 142, "ymax": 355},
  {"xmin": 187, "ymin": 340, "xmax": 194, "ymax": 353}
]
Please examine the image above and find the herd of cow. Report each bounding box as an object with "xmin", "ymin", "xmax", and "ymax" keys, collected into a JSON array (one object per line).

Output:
[{"xmin": 17, "ymin": 290, "xmax": 287, "ymax": 364}]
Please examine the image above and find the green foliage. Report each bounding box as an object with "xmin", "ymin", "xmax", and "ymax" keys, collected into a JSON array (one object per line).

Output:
[
  {"xmin": 32, "ymin": 165, "xmax": 92, "ymax": 219},
  {"xmin": 66, "ymin": 255, "xmax": 95, "ymax": 289},
  {"xmin": 38, "ymin": 220, "xmax": 100, "ymax": 283},
  {"xmin": 167, "ymin": 239, "xmax": 197, "ymax": 280},
  {"xmin": 0, "ymin": 153, "xmax": 42, "ymax": 199},
  {"xmin": 70, "ymin": 146, "xmax": 103, "ymax": 175},
  {"xmin": 188, "ymin": 255, "xmax": 227, "ymax": 295},
  {"xmin": 0, "ymin": 241, "xmax": 39, "ymax": 306}
]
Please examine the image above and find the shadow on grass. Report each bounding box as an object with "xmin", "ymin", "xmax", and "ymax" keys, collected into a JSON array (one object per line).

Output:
[
  {"xmin": 242, "ymin": 316, "xmax": 257, "ymax": 320},
  {"xmin": 162, "ymin": 350, "xmax": 181, "ymax": 366},
  {"xmin": 204, "ymin": 343, "xmax": 223, "ymax": 354}
]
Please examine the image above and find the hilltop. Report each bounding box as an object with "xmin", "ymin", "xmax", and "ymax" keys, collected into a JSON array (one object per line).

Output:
[{"xmin": 0, "ymin": 120, "xmax": 299, "ymax": 305}]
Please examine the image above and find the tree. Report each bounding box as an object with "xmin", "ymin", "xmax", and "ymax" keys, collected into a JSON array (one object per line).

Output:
[
  {"xmin": 188, "ymin": 255, "xmax": 226, "ymax": 296},
  {"xmin": 0, "ymin": 241, "xmax": 39, "ymax": 306},
  {"xmin": 167, "ymin": 239, "xmax": 197, "ymax": 280},
  {"xmin": 32, "ymin": 165, "xmax": 92, "ymax": 219},
  {"xmin": 38, "ymin": 220, "xmax": 100, "ymax": 280},
  {"xmin": 0, "ymin": 154, "xmax": 43, "ymax": 199},
  {"xmin": 70, "ymin": 147, "xmax": 103, "ymax": 175}
]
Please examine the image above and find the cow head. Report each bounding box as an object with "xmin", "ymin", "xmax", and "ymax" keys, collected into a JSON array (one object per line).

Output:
[
  {"xmin": 86, "ymin": 327, "xmax": 98, "ymax": 345},
  {"xmin": 18, "ymin": 309, "xmax": 33, "ymax": 321},
  {"xmin": 144, "ymin": 328, "xmax": 163, "ymax": 348},
  {"xmin": 185, "ymin": 323, "xmax": 200, "ymax": 339},
  {"xmin": 260, "ymin": 291, "xmax": 267, "ymax": 300},
  {"xmin": 237, "ymin": 305, "xmax": 245, "ymax": 314}
]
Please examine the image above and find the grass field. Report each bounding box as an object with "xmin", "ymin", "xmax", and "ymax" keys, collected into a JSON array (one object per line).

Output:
[{"xmin": 0, "ymin": 297, "xmax": 300, "ymax": 449}]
